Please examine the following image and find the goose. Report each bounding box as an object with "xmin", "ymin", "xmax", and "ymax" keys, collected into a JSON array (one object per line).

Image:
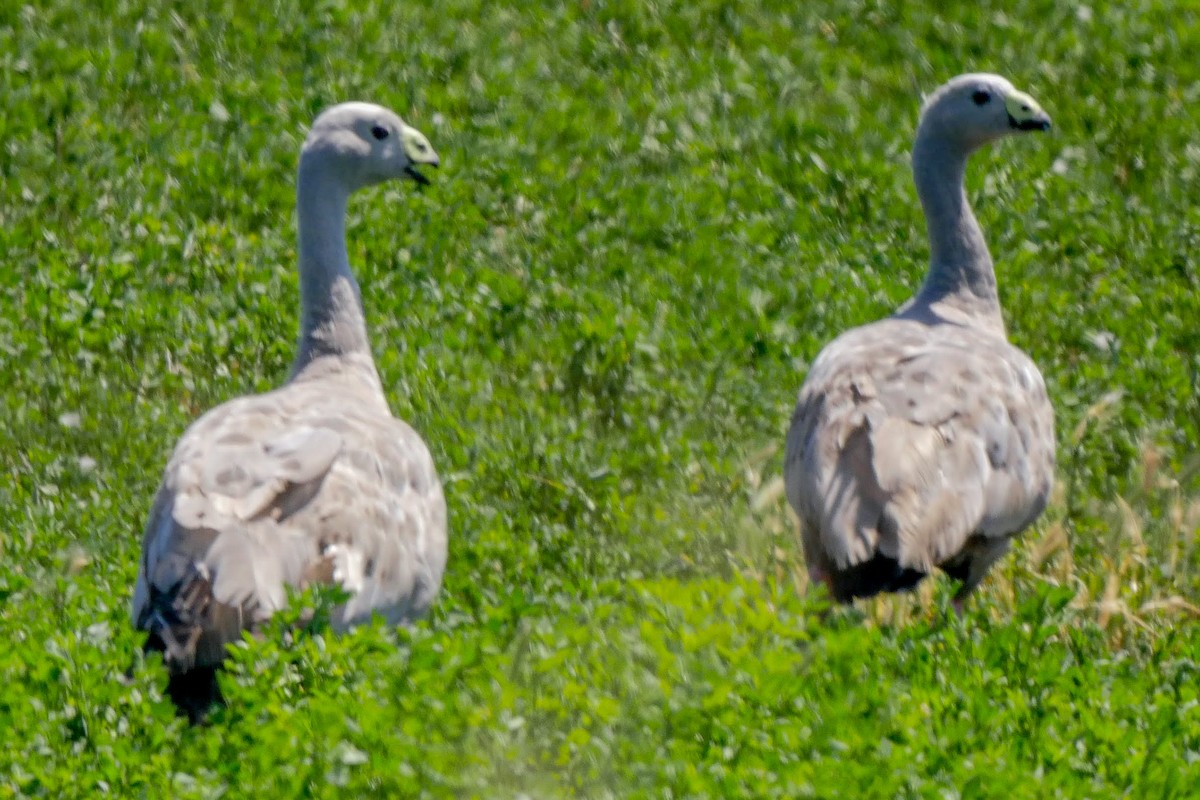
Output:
[
  {"xmin": 784, "ymin": 74, "xmax": 1056, "ymax": 612},
  {"xmin": 132, "ymin": 102, "xmax": 447, "ymax": 720}
]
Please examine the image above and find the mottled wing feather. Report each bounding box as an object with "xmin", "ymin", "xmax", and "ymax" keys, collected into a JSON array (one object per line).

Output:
[
  {"xmin": 133, "ymin": 378, "xmax": 448, "ymax": 667},
  {"xmin": 785, "ymin": 317, "xmax": 1054, "ymax": 576}
]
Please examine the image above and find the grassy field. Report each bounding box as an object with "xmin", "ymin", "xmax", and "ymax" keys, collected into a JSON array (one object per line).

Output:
[{"xmin": 2, "ymin": 0, "xmax": 1199, "ymax": 796}]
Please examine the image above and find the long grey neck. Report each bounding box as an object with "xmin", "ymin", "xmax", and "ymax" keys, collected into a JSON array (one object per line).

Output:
[
  {"xmin": 908, "ymin": 126, "xmax": 1004, "ymax": 330},
  {"xmin": 290, "ymin": 157, "xmax": 375, "ymax": 379}
]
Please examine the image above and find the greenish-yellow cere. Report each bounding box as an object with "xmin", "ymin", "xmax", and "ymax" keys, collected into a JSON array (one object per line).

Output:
[{"xmin": 1005, "ymin": 88, "xmax": 1048, "ymax": 122}]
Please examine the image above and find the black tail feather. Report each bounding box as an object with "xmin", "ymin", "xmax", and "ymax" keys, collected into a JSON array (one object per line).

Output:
[
  {"xmin": 831, "ymin": 553, "xmax": 927, "ymax": 602},
  {"xmin": 166, "ymin": 665, "xmax": 224, "ymax": 725},
  {"xmin": 140, "ymin": 563, "xmax": 226, "ymax": 724},
  {"xmin": 142, "ymin": 629, "xmax": 225, "ymax": 724}
]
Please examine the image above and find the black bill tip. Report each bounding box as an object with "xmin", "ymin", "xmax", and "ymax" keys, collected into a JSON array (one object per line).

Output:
[{"xmin": 1009, "ymin": 113, "xmax": 1052, "ymax": 132}]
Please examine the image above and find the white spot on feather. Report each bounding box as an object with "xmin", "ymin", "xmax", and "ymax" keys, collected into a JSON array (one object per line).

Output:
[{"xmin": 324, "ymin": 542, "xmax": 366, "ymax": 593}]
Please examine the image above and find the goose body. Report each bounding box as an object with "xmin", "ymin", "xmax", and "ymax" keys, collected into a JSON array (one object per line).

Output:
[
  {"xmin": 132, "ymin": 102, "xmax": 446, "ymax": 719},
  {"xmin": 784, "ymin": 75, "xmax": 1056, "ymax": 608}
]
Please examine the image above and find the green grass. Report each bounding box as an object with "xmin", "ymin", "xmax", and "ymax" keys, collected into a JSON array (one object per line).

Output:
[{"xmin": 2, "ymin": 0, "xmax": 1199, "ymax": 796}]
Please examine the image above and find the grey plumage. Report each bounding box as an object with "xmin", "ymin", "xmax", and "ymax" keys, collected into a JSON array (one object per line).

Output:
[
  {"xmin": 784, "ymin": 74, "xmax": 1056, "ymax": 609},
  {"xmin": 132, "ymin": 103, "xmax": 447, "ymax": 719}
]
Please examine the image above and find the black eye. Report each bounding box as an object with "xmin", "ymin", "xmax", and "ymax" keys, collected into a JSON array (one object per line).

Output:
[
  {"xmin": 971, "ymin": 90, "xmax": 991, "ymax": 106},
  {"xmin": 370, "ymin": 125, "xmax": 389, "ymax": 140}
]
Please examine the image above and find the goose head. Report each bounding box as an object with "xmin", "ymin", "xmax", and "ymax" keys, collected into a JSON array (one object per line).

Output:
[
  {"xmin": 301, "ymin": 102, "xmax": 439, "ymax": 190},
  {"xmin": 917, "ymin": 74, "xmax": 1051, "ymax": 154}
]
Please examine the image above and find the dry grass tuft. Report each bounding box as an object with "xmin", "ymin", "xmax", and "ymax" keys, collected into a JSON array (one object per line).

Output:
[{"xmin": 738, "ymin": 427, "xmax": 1200, "ymax": 642}]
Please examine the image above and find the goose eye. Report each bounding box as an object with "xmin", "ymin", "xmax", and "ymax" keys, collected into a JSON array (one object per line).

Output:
[
  {"xmin": 370, "ymin": 125, "xmax": 389, "ymax": 140},
  {"xmin": 971, "ymin": 90, "xmax": 991, "ymax": 106}
]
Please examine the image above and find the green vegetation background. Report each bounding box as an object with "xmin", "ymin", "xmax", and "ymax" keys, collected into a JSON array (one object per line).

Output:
[{"xmin": 1, "ymin": 0, "xmax": 1198, "ymax": 796}]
